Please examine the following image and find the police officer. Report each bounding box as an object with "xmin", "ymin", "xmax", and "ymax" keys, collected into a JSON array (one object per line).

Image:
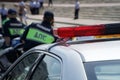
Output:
[
  {"xmin": 74, "ymin": 0, "xmax": 80, "ymax": 19},
  {"xmin": 18, "ymin": 1, "xmax": 27, "ymax": 24},
  {"xmin": 21, "ymin": 11, "xmax": 58, "ymax": 51},
  {"xmin": 2, "ymin": 8, "xmax": 26, "ymax": 48},
  {"xmin": 29, "ymin": 0, "xmax": 34, "ymax": 14},
  {"xmin": 0, "ymin": 4, "xmax": 8, "ymax": 26}
]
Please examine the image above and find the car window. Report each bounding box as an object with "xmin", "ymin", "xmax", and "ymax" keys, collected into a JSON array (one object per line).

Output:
[
  {"xmin": 84, "ymin": 60, "xmax": 120, "ymax": 80},
  {"xmin": 5, "ymin": 52, "xmax": 42, "ymax": 80},
  {"xmin": 31, "ymin": 55, "xmax": 61, "ymax": 80},
  {"xmin": 95, "ymin": 64, "xmax": 120, "ymax": 80}
]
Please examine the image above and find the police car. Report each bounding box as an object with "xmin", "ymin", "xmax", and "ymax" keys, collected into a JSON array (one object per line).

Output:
[{"xmin": 1, "ymin": 23, "xmax": 120, "ymax": 80}]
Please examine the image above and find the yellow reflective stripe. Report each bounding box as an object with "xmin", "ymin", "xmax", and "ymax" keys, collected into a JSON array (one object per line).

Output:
[
  {"xmin": 26, "ymin": 28, "xmax": 55, "ymax": 43},
  {"xmin": 9, "ymin": 28, "xmax": 25, "ymax": 36}
]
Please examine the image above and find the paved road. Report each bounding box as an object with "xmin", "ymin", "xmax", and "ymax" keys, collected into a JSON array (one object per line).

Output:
[
  {"xmin": 0, "ymin": 15, "xmax": 120, "ymax": 28},
  {"xmin": 2, "ymin": 2, "xmax": 120, "ymax": 7},
  {"xmin": 50, "ymin": 3, "xmax": 120, "ymax": 7},
  {"xmin": 27, "ymin": 18, "xmax": 75, "ymax": 28},
  {"xmin": 27, "ymin": 14, "xmax": 120, "ymax": 26},
  {"xmin": 0, "ymin": 17, "xmax": 77, "ymax": 28}
]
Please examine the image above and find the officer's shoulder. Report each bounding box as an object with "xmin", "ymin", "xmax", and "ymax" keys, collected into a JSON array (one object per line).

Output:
[
  {"xmin": 29, "ymin": 22, "xmax": 40, "ymax": 26},
  {"xmin": 3, "ymin": 19, "xmax": 10, "ymax": 25},
  {"xmin": 31, "ymin": 22, "xmax": 40, "ymax": 25},
  {"xmin": 25, "ymin": 22, "xmax": 38, "ymax": 29}
]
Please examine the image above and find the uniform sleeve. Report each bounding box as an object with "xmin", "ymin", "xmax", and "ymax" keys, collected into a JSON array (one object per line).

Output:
[
  {"xmin": 22, "ymin": 23, "xmax": 27, "ymax": 28},
  {"xmin": 49, "ymin": 28, "xmax": 59, "ymax": 42},
  {"xmin": 53, "ymin": 36, "xmax": 59, "ymax": 42},
  {"xmin": 20, "ymin": 25, "xmax": 29, "ymax": 41},
  {"xmin": 2, "ymin": 22, "xmax": 10, "ymax": 37}
]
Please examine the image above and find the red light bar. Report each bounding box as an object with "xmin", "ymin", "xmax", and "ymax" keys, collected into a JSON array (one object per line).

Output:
[{"xmin": 57, "ymin": 24, "xmax": 120, "ymax": 38}]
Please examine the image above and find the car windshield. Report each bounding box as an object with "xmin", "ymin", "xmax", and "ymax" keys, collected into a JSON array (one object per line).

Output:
[{"xmin": 84, "ymin": 60, "xmax": 120, "ymax": 80}]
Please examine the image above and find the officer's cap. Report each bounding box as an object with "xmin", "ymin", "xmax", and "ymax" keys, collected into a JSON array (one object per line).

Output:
[
  {"xmin": 44, "ymin": 11, "xmax": 54, "ymax": 19},
  {"xmin": 8, "ymin": 9, "xmax": 17, "ymax": 15}
]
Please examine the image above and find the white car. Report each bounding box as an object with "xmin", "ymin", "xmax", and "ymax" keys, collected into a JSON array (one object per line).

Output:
[{"xmin": 1, "ymin": 23, "xmax": 120, "ymax": 80}]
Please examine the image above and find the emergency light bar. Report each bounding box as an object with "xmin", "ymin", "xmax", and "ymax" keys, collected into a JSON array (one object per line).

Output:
[{"xmin": 56, "ymin": 24, "xmax": 120, "ymax": 38}]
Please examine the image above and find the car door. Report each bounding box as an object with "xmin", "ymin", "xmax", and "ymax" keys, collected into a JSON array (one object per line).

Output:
[
  {"xmin": 29, "ymin": 53, "xmax": 62, "ymax": 80},
  {"xmin": 2, "ymin": 50, "xmax": 62, "ymax": 80}
]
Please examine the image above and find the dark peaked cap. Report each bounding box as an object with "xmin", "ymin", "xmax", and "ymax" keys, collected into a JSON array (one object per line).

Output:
[
  {"xmin": 44, "ymin": 11, "xmax": 54, "ymax": 19},
  {"xmin": 8, "ymin": 9, "xmax": 17, "ymax": 15}
]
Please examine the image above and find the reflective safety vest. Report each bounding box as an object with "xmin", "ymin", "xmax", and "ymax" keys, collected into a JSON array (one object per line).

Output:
[
  {"xmin": 2, "ymin": 18, "xmax": 9, "ymax": 25},
  {"xmin": 26, "ymin": 28, "xmax": 55, "ymax": 44},
  {"xmin": 9, "ymin": 28, "xmax": 25, "ymax": 36}
]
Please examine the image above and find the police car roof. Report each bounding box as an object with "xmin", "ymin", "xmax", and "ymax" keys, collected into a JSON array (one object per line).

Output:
[
  {"xmin": 32, "ymin": 38, "xmax": 120, "ymax": 62},
  {"xmin": 69, "ymin": 39, "xmax": 120, "ymax": 62}
]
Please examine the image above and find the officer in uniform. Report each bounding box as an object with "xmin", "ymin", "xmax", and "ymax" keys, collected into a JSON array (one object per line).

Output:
[
  {"xmin": 0, "ymin": 4, "xmax": 8, "ymax": 25},
  {"xmin": 21, "ymin": 11, "xmax": 58, "ymax": 51},
  {"xmin": 2, "ymin": 9, "xmax": 26, "ymax": 48},
  {"xmin": 74, "ymin": 0, "xmax": 80, "ymax": 19}
]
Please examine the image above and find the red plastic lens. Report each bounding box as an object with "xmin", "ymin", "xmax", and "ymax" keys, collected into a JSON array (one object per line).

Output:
[{"xmin": 57, "ymin": 25, "xmax": 105, "ymax": 38}]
